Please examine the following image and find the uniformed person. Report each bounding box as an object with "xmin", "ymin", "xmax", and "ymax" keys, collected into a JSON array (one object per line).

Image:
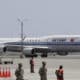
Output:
[
  {"xmin": 15, "ymin": 63, "xmax": 24, "ymax": 80},
  {"xmin": 30, "ymin": 57, "xmax": 34, "ymax": 73},
  {"xmin": 55, "ymin": 65, "xmax": 64, "ymax": 80},
  {"xmin": 39, "ymin": 61, "xmax": 47, "ymax": 80}
]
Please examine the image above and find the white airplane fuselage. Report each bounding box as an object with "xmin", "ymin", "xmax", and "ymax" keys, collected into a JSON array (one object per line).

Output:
[{"xmin": 0, "ymin": 35, "xmax": 80, "ymax": 57}]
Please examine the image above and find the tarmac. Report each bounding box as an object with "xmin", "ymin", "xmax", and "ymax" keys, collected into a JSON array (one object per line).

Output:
[{"xmin": 0, "ymin": 52, "xmax": 80, "ymax": 80}]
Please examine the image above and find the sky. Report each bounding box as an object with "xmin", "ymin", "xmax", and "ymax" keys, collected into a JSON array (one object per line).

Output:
[{"xmin": 0, "ymin": 0, "xmax": 80, "ymax": 37}]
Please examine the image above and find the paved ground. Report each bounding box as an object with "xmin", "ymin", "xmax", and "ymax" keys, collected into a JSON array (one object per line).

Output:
[{"xmin": 0, "ymin": 54, "xmax": 80, "ymax": 80}]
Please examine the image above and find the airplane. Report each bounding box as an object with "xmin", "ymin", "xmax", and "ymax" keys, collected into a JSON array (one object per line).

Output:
[
  {"xmin": 0, "ymin": 35, "xmax": 80, "ymax": 57},
  {"xmin": 0, "ymin": 38, "xmax": 20, "ymax": 53}
]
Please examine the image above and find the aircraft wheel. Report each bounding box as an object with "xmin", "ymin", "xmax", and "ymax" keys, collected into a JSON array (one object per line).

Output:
[{"xmin": 41, "ymin": 53, "xmax": 48, "ymax": 57}]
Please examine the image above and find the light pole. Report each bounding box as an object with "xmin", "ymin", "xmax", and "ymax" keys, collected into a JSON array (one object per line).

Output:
[{"xmin": 18, "ymin": 19, "xmax": 25, "ymax": 58}]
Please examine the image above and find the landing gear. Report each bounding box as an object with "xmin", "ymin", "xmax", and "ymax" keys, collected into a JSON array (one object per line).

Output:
[
  {"xmin": 25, "ymin": 54, "xmax": 38, "ymax": 57},
  {"xmin": 41, "ymin": 53, "xmax": 48, "ymax": 57},
  {"xmin": 57, "ymin": 52, "xmax": 68, "ymax": 56}
]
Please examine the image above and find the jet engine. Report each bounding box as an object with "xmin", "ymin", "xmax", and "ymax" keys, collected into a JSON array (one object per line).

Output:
[
  {"xmin": 23, "ymin": 47, "xmax": 37, "ymax": 57},
  {"xmin": 57, "ymin": 52, "xmax": 68, "ymax": 56},
  {"xmin": 0, "ymin": 45, "xmax": 7, "ymax": 53}
]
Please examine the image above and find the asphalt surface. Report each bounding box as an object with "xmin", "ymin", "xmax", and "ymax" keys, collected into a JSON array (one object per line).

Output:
[{"xmin": 0, "ymin": 52, "xmax": 80, "ymax": 80}]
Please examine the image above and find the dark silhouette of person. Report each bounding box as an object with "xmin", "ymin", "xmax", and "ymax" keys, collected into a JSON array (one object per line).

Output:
[
  {"xmin": 15, "ymin": 63, "xmax": 24, "ymax": 80},
  {"xmin": 30, "ymin": 57, "xmax": 34, "ymax": 73},
  {"xmin": 55, "ymin": 65, "xmax": 64, "ymax": 80},
  {"xmin": 39, "ymin": 61, "xmax": 47, "ymax": 80}
]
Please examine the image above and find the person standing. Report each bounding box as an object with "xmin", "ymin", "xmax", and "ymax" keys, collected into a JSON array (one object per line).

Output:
[
  {"xmin": 30, "ymin": 57, "xmax": 34, "ymax": 73},
  {"xmin": 55, "ymin": 65, "xmax": 64, "ymax": 80},
  {"xmin": 39, "ymin": 61, "xmax": 47, "ymax": 80},
  {"xmin": 15, "ymin": 63, "xmax": 24, "ymax": 80}
]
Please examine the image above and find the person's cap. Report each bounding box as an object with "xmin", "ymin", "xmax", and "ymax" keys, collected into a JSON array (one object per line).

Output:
[
  {"xmin": 59, "ymin": 65, "xmax": 63, "ymax": 69},
  {"xmin": 18, "ymin": 63, "xmax": 22, "ymax": 67},
  {"xmin": 42, "ymin": 61, "xmax": 46, "ymax": 65}
]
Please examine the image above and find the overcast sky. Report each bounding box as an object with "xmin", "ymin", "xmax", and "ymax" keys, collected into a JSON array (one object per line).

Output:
[{"xmin": 0, "ymin": 0, "xmax": 80, "ymax": 37}]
